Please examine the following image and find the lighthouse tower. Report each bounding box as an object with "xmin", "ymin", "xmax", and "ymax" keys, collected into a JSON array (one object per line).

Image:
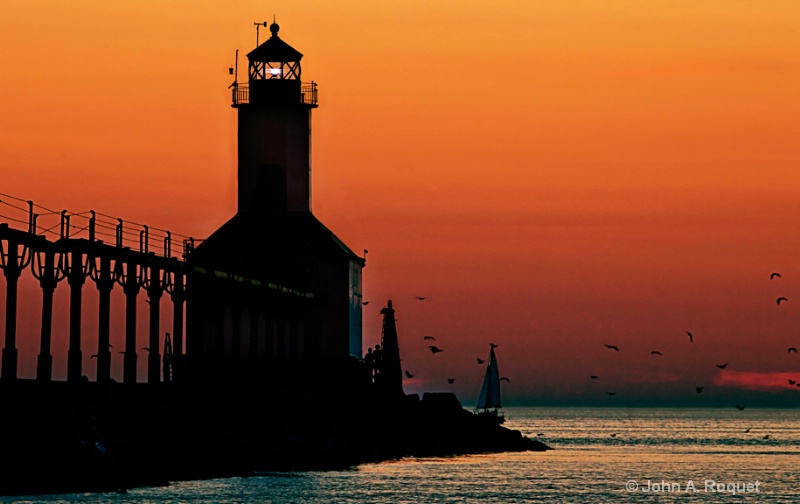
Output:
[
  {"xmin": 185, "ymin": 24, "xmax": 365, "ymax": 386},
  {"xmin": 233, "ymin": 21, "xmax": 317, "ymax": 214}
]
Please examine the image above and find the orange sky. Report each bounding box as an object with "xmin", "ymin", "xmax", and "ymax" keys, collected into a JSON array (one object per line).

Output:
[{"xmin": 1, "ymin": 1, "xmax": 799, "ymax": 405}]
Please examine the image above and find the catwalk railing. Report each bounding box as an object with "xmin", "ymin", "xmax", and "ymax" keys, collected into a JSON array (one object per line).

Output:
[
  {"xmin": 0, "ymin": 192, "xmax": 315, "ymax": 385},
  {"xmin": 230, "ymin": 81, "xmax": 318, "ymax": 107}
]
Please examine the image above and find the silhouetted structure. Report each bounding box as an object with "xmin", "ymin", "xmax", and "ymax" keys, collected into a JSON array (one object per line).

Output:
[
  {"xmin": 377, "ymin": 300, "xmax": 403, "ymax": 397},
  {"xmin": 0, "ymin": 25, "xmax": 365, "ymax": 389},
  {"xmin": 184, "ymin": 23, "xmax": 366, "ymax": 386},
  {"xmin": 0, "ymin": 24, "xmax": 548, "ymax": 496},
  {"xmin": 0, "ymin": 217, "xmax": 187, "ymax": 385}
]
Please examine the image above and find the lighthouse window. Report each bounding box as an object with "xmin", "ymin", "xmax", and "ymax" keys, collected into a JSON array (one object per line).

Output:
[{"xmin": 249, "ymin": 62, "xmax": 285, "ymax": 80}]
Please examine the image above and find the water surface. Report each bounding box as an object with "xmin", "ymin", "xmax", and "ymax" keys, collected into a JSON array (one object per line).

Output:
[{"xmin": 9, "ymin": 407, "xmax": 799, "ymax": 503}]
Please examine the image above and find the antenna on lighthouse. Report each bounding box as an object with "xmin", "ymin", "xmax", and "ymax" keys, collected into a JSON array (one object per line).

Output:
[{"xmin": 254, "ymin": 20, "xmax": 268, "ymax": 46}]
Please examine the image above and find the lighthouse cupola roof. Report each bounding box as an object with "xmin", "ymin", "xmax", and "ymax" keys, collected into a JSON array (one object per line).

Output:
[{"xmin": 246, "ymin": 22, "xmax": 304, "ymax": 81}]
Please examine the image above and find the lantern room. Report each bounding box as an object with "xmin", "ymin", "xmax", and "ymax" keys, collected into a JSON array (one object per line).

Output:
[
  {"xmin": 233, "ymin": 22, "xmax": 317, "ymax": 108},
  {"xmin": 248, "ymin": 22, "xmax": 302, "ymax": 81}
]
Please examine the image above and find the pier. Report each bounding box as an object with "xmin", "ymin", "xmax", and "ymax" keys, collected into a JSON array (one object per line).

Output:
[{"xmin": 0, "ymin": 193, "xmax": 313, "ymax": 385}]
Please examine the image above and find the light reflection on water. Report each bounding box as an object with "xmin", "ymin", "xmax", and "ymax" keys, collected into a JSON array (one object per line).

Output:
[{"xmin": 7, "ymin": 407, "xmax": 800, "ymax": 503}]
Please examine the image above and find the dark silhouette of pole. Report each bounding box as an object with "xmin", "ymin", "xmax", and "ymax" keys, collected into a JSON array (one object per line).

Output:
[
  {"xmin": 66, "ymin": 250, "xmax": 88, "ymax": 382},
  {"xmin": 124, "ymin": 289, "xmax": 137, "ymax": 383},
  {"xmin": 32, "ymin": 246, "xmax": 64, "ymax": 382},
  {"xmin": 170, "ymin": 273, "xmax": 185, "ymax": 357},
  {"xmin": 1, "ymin": 241, "xmax": 22, "ymax": 381},
  {"xmin": 37, "ymin": 267, "xmax": 55, "ymax": 381},
  {"xmin": 116, "ymin": 260, "xmax": 141, "ymax": 385},
  {"xmin": 92, "ymin": 255, "xmax": 114, "ymax": 383},
  {"xmin": 147, "ymin": 264, "xmax": 163, "ymax": 384}
]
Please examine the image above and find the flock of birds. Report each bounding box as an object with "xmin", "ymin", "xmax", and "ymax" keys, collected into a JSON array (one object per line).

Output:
[
  {"xmin": 581, "ymin": 271, "xmax": 793, "ymax": 440},
  {"xmin": 364, "ymin": 273, "xmax": 792, "ymax": 439},
  {"xmin": 366, "ymin": 276, "xmax": 791, "ymax": 390},
  {"xmin": 419, "ymin": 334, "xmax": 509, "ymax": 385}
]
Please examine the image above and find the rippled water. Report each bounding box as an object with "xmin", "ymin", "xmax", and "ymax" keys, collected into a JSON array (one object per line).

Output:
[{"xmin": 8, "ymin": 407, "xmax": 800, "ymax": 503}]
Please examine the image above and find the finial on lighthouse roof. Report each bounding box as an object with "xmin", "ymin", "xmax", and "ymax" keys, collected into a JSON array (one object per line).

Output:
[{"xmin": 270, "ymin": 15, "xmax": 279, "ymax": 37}]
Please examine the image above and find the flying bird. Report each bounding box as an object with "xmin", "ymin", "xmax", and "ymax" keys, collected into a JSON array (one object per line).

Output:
[
  {"xmin": 716, "ymin": 363, "xmax": 728, "ymax": 369},
  {"xmin": 590, "ymin": 375, "xmax": 599, "ymax": 380},
  {"xmin": 696, "ymin": 387, "xmax": 704, "ymax": 393},
  {"xmin": 537, "ymin": 433, "xmax": 545, "ymax": 437},
  {"xmin": 604, "ymin": 345, "xmax": 619, "ymax": 351},
  {"xmin": 415, "ymin": 296, "xmax": 426, "ymax": 301},
  {"xmin": 141, "ymin": 347, "xmax": 150, "ymax": 352},
  {"xmin": 447, "ymin": 378, "xmax": 455, "ymax": 384},
  {"xmin": 735, "ymin": 405, "xmax": 746, "ymax": 411},
  {"xmin": 771, "ymin": 272, "xmax": 781, "ymax": 280},
  {"xmin": 789, "ymin": 347, "xmax": 798, "ymax": 353},
  {"xmin": 499, "ymin": 377, "xmax": 511, "ymax": 383},
  {"xmin": 610, "ymin": 433, "xmax": 619, "ymax": 437},
  {"xmin": 405, "ymin": 370, "xmax": 414, "ymax": 379},
  {"xmin": 606, "ymin": 392, "xmax": 617, "ymax": 396},
  {"xmin": 651, "ymin": 351, "xmax": 663, "ymax": 356},
  {"xmin": 423, "ymin": 336, "xmax": 436, "ymax": 341},
  {"xmin": 362, "ymin": 301, "xmax": 370, "ymax": 306},
  {"xmin": 428, "ymin": 345, "xmax": 443, "ymax": 354},
  {"xmin": 789, "ymin": 379, "xmax": 796, "ymax": 386},
  {"xmin": 763, "ymin": 435, "xmax": 771, "ymax": 440},
  {"xmin": 744, "ymin": 427, "xmax": 751, "ymax": 433},
  {"xmin": 686, "ymin": 331, "xmax": 693, "ymax": 343},
  {"xmin": 90, "ymin": 354, "xmax": 98, "ymax": 359},
  {"xmin": 777, "ymin": 297, "xmax": 788, "ymax": 305},
  {"xmin": 476, "ymin": 358, "xmax": 485, "ymax": 364}
]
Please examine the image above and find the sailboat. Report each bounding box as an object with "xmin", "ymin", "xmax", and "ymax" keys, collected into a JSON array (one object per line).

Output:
[{"xmin": 475, "ymin": 344, "xmax": 505, "ymax": 423}]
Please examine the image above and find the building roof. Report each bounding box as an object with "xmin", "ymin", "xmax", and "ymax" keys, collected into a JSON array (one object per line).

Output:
[
  {"xmin": 189, "ymin": 211, "xmax": 364, "ymax": 286},
  {"xmin": 247, "ymin": 23, "xmax": 303, "ymax": 63}
]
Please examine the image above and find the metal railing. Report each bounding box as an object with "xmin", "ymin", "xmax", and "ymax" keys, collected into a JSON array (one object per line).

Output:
[
  {"xmin": 231, "ymin": 81, "xmax": 318, "ymax": 107},
  {"xmin": 0, "ymin": 191, "xmax": 317, "ymax": 299},
  {"xmin": 301, "ymin": 82, "xmax": 318, "ymax": 106},
  {"xmin": 0, "ymin": 192, "xmax": 192, "ymax": 260},
  {"xmin": 233, "ymin": 84, "xmax": 249, "ymax": 105}
]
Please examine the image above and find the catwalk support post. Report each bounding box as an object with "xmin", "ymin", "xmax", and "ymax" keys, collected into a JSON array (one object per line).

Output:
[
  {"xmin": 91, "ymin": 253, "xmax": 115, "ymax": 383},
  {"xmin": 32, "ymin": 244, "xmax": 65, "ymax": 382}
]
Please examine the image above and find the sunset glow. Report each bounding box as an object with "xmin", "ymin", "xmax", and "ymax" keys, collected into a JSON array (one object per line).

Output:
[{"xmin": 1, "ymin": 1, "xmax": 798, "ymax": 405}]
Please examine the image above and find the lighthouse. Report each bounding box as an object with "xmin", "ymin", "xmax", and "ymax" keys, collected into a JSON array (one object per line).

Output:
[
  {"xmin": 184, "ymin": 24, "xmax": 365, "ymax": 386},
  {"xmin": 233, "ymin": 21, "xmax": 317, "ymax": 214}
]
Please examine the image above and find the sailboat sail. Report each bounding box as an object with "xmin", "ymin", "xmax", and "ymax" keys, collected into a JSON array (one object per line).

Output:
[{"xmin": 476, "ymin": 347, "xmax": 501, "ymax": 410}]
